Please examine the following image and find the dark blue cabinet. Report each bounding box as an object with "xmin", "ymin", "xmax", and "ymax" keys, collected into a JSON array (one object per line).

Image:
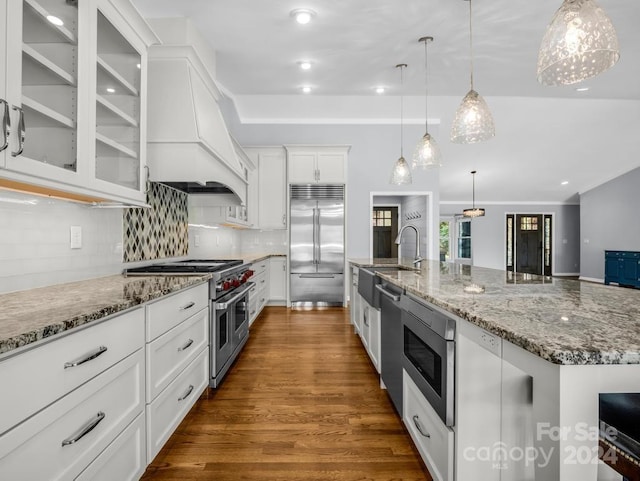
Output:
[{"xmin": 604, "ymin": 251, "xmax": 640, "ymax": 288}]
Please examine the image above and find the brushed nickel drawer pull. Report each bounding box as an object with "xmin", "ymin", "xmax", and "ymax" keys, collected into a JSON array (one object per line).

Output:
[
  {"xmin": 178, "ymin": 384, "xmax": 194, "ymax": 402},
  {"xmin": 61, "ymin": 412, "xmax": 105, "ymax": 447},
  {"xmin": 11, "ymin": 106, "xmax": 24, "ymax": 157},
  {"xmin": 64, "ymin": 346, "xmax": 108, "ymax": 369},
  {"xmin": 412, "ymin": 415, "xmax": 431, "ymax": 438},
  {"xmin": 178, "ymin": 339, "xmax": 194, "ymax": 352},
  {"xmin": 180, "ymin": 301, "xmax": 196, "ymax": 311},
  {"xmin": 0, "ymin": 99, "xmax": 10, "ymax": 152}
]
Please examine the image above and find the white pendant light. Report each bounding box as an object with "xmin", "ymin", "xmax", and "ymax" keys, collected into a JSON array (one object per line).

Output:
[
  {"xmin": 537, "ymin": 0, "xmax": 619, "ymax": 86},
  {"xmin": 462, "ymin": 170, "xmax": 485, "ymax": 218},
  {"xmin": 412, "ymin": 36, "xmax": 442, "ymax": 170},
  {"xmin": 390, "ymin": 64, "xmax": 412, "ymax": 185},
  {"xmin": 451, "ymin": 0, "xmax": 495, "ymax": 144}
]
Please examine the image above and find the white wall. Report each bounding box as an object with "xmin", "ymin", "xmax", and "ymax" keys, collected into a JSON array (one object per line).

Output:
[
  {"xmin": 0, "ymin": 191, "xmax": 124, "ymax": 294},
  {"xmin": 440, "ymin": 203, "xmax": 581, "ymax": 274},
  {"xmin": 580, "ymin": 167, "xmax": 640, "ymax": 281}
]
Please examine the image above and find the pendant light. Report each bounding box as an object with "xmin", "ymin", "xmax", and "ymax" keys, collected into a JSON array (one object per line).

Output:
[
  {"xmin": 412, "ymin": 36, "xmax": 442, "ymax": 170},
  {"xmin": 390, "ymin": 64, "xmax": 412, "ymax": 185},
  {"xmin": 537, "ymin": 0, "xmax": 619, "ymax": 86},
  {"xmin": 451, "ymin": 0, "xmax": 495, "ymax": 144},
  {"xmin": 463, "ymin": 170, "xmax": 485, "ymax": 218}
]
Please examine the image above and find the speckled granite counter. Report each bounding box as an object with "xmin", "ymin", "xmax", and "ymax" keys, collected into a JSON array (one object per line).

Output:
[
  {"xmin": 348, "ymin": 258, "xmax": 640, "ymax": 365},
  {"xmin": 0, "ymin": 275, "xmax": 209, "ymax": 356}
]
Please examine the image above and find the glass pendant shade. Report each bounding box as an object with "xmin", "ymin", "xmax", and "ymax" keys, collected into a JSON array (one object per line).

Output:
[
  {"xmin": 390, "ymin": 156, "xmax": 412, "ymax": 185},
  {"xmin": 413, "ymin": 133, "xmax": 442, "ymax": 169},
  {"xmin": 462, "ymin": 207, "xmax": 485, "ymax": 218},
  {"xmin": 537, "ymin": 0, "xmax": 619, "ymax": 86},
  {"xmin": 451, "ymin": 89, "xmax": 495, "ymax": 144}
]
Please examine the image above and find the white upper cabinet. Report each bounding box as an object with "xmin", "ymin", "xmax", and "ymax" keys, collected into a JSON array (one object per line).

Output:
[
  {"xmin": 286, "ymin": 145, "xmax": 349, "ymax": 184},
  {"xmin": 0, "ymin": 0, "xmax": 157, "ymax": 204},
  {"xmin": 244, "ymin": 146, "xmax": 287, "ymax": 230}
]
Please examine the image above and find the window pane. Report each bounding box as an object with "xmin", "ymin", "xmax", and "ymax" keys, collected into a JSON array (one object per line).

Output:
[
  {"xmin": 458, "ymin": 238, "xmax": 471, "ymax": 258},
  {"xmin": 459, "ymin": 221, "xmax": 471, "ymax": 237}
]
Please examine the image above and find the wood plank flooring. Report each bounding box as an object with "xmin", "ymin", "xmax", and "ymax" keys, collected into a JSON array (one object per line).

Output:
[{"xmin": 141, "ymin": 307, "xmax": 432, "ymax": 481}]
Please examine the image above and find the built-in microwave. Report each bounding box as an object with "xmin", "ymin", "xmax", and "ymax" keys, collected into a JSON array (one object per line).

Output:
[{"xmin": 402, "ymin": 294, "xmax": 456, "ymax": 427}]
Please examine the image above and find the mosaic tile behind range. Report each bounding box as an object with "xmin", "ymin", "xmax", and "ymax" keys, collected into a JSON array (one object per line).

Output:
[{"xmin": 123, "ymin": 183, "xmax": 188, "ymax": 262}]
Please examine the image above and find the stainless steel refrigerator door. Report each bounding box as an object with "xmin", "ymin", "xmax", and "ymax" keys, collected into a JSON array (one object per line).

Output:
[
  {"xmin": 316, "ymin": 199, "xmax": 344, "ymax": 274},
  {"xmin": 289, "ymin": 199, "xmax": 317, "ymax": 274},
  {"xmin": 289, "ymin": 273, "xmax": 345, "ymax": 304}
]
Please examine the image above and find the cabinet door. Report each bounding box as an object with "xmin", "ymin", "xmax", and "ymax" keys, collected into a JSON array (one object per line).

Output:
[
  {"xmin": 4, "ymin": 0, "xmax": 82, "ymax": 184},
  {"xmin": 268, "ymin": 257, "xmax": 286, "ymax": 301},
  {"xmin": 0, "ymin": 0, "xmax": 7, "ymax": 168},
  {"xmin": 258, "ymin": 149, "xmax": 287, "ymax": 229},
  {"xmin": 604, "ymin": 253, "xmax": 620, "ymax": 284},
  {"xmin": 90, "ymin": 0, "xmax": 145, "ymax": 202},
  {"xmin": 288, "ymin": 152, "xmax": 316, "ymax": 183},
  {"xmin": 317, "ymin": 152, "xmax": 345, "ymax": 183}
]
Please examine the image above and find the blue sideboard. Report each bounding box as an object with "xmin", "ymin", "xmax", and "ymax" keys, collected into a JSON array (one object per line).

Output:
[{"xmin": 605, "ymin": 250, "xmax": 640, "ymax": 288}]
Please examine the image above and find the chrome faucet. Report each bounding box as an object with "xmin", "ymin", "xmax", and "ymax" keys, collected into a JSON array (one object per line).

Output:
[{"xmin": 395, "ymin": 224, "xmax": 423, "ymax": 266}]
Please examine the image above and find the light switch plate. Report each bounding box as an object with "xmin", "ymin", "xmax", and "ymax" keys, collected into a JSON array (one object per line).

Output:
[{"xmin": 70, "ymin": 225, "xmax": 82, "ymax": 249}]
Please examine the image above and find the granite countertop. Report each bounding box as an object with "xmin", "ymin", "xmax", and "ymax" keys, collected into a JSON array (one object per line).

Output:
[
  {"xmin": 0, "ymin": 275, "xmax": 210, "ymax": 357},
  {"xmin": 348, "ymin": 258, "xmax": 640, "ymax": 366}
]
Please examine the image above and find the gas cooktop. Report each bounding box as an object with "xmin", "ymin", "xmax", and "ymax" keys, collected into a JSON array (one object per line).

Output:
[{"xmin": 125, "ymin": 259, "xmax": 244, "ymax": 275}]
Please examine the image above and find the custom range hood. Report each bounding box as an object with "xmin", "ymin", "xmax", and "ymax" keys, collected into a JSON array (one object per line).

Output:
[{"xmin": 145, "ymin": 19, "xmax": 250, "ymax": 204}]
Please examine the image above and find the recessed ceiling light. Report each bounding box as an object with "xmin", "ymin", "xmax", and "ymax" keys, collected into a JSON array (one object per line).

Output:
[
  {"xmin": 561, "ymin": 181, "xmax": 569, "ymax": 185},
  {"xmin": 375, "ymin": 87, "xmax": 385, "ymax": 94},
  {"xmin": 298, "ymin": 61, "xmax": 312, "ymax": 70},
  {"xmin": 290, "ymin": 8, "xmax": 316, "ymax": 25},
  {"xmin": 106, "ymin": 87, "xmax": 116, "ymax": 93},
  {"xmin": 301, "ymin": 86, "xmax": 312, "ymax": 94},
  {"xmin": 46, "ymin": 15, "xmax": 64, "ymax": 26},
  {"xmin": 575, "ymin": 87, "xmax": 590, "ymax": 92}
]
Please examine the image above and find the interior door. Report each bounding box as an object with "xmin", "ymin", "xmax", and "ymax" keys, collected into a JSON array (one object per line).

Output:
[
  {"xmin": 316, "ymin": 199, "xmax": 344, "ymax": 274},
  {"xmin": 515, "ymin": 215, "xmax": 543, "ymax": 275},
  {"xmin": 289, "ymin": 198, "xmax": 316, "ymax": 273},
  {"xmin": 373, "ymin": 207, "xmax": 398, "ymax": 258}
]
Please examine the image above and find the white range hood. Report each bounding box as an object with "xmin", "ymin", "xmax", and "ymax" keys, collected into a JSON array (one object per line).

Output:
[{"xmin": 145, "ymin": 19, "xmax": 249, "ymax": 204}]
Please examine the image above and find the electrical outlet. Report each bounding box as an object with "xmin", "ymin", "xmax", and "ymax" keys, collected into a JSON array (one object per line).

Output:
[
  {"xmin": 70, "ymin": 226, "xmax": 82, "ymax": 249},
  {"xmin": 194, "ymin": 234, "xmax": 200, "ymax": 247},
  {"xmin": 480, "ymin": 332, "xmax": 501, "ymax": 355}
]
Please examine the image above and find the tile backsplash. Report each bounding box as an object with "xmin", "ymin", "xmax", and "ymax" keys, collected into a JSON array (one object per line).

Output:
[
  {"xmin": 0, "ymin": 190, "xmax": 123, "ymax": 294},
  {"xmin": 123, "ymin": 183, "xmax": 189, "ymax": 262}
]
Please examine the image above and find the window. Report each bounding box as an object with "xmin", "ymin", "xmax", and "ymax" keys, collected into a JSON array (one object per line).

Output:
[
  {"xmin": 373, "ymin": 209, "xmax": 393, "ymax": 227},
  {"xmin": 439, "ymin": 220, "xmax": 451, "ymax": 262},
  {"xmin": 520, "ymin": 216, "xmax": 538, "ymax": 231},
  {"xmin": 457, "ymin": 220, "xmax": 471, "ymax": 259}
]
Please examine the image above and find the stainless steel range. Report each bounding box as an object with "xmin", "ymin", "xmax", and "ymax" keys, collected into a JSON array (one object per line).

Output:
[{"xmin": 125, "ymin": 259, "xmax": 254, "ymax": 387}]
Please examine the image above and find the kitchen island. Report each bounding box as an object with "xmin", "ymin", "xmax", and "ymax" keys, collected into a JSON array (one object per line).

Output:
[{"xmin": 349, "ymin": 258, "xmax": 640, "ymax": 481}]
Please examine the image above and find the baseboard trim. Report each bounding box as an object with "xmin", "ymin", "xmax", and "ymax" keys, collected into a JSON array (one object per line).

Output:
[
  {"xmin": 553, "ymin": 272, "xmax": 580, "ymax": 277},
  {"xmin": 579, "ymin": 276, "xmax": 605, "ymax": 284}
]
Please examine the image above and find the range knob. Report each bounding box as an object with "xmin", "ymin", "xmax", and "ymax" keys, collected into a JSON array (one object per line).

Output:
[
  {"xmin": 223, "ymin": 280, "xmax": 231, "ymax": 290},
  {"xmin": 232, "ymin": 278, "xmax": 240, "ymax": 288}
]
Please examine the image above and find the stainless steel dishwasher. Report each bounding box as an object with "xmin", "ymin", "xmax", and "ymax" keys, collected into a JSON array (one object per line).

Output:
[{"xmin": 376, "ymin": 280, "xmax": 404, "ymax": 415}]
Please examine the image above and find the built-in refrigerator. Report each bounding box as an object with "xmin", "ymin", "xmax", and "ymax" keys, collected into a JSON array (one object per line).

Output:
[{"xmin": 289, "ymin": 184, "xmax": 345, "ymax": 306}]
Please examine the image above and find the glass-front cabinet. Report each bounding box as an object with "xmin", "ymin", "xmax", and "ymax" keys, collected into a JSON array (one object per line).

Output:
[
  {"xmin": 3, "ymin": 0, "xmax": 80, "ymax": 184},
  {"xmin": 92, "ymin": 2, "xmax": 145, "ymax": 197},
  {"xmin": 0, "ymin": 0, "xmax": 156, "ymax": 204}
]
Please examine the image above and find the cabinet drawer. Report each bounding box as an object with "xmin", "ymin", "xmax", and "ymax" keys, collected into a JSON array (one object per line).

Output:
[
  {"xmin": 403, "ymin": 370, "xmax": 454, "ymax": 481},
  {"xmin": 146, "ymin": 283, "xmax": 209, "ymax": 341},
  {"xmin": 252, "ymin": 260, "xmax": 268, "ymax": 275},
  {"xmin": 253, "ymin": 270, "xmax": 267, "ymax": 291},
  {"xmin": 75, "ymin": 412, "xmax": 145, "ymax": 481},
  {"xmin": 0, "ymin": 307, "xmax": 144, "ymax": 435},
  {"xmin": 146, "ymin": 347, "xmax": 208, "ymax": 463},
  {"xmin": 0, "ymin": 350, "xmax": 144, "ymax": 481},
  {"xmin": 146, "ymin": 307, "xmax": 209, "ymax": 401}
]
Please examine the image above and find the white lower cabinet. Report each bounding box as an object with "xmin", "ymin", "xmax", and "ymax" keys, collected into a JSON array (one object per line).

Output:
[
  {"xmin": 0, "ymin": 349, "xmax": 145, "ymax": 480},
  {"xmin": 146, "ymin": 307, "xmax": 208, "ymax": 401},
  {"xmin": 146, "ymin": 347, "xmax": 208, "ymax": 461},
  {"xmin": 76, "ymin": 412, "xmax": 146, "ymax": 481},
  {"xmin": 268, "ymin": 256, "xmax": 286, "ymax": 304},
  {"xmin": 403, "ymin": 369, "xmax": 454, "ymax": 481},
  {"xmin": 0, "ymin": 307, "xmax": 145, "ymax": 435}
]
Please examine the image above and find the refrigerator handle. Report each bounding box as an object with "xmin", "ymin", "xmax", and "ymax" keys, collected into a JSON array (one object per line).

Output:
[
  {"xmin": 312, "ymin": 208, "xmax": 318, "ymax": 265},
  {"xmin": 317, "ymin": 208, "xmax": 322, "ymax": 265}
]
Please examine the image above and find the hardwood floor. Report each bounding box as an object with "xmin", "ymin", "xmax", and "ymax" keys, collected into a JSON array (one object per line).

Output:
[{"xmin": 142, "ymin": 307, "xmax": 431, "ymax": 481}]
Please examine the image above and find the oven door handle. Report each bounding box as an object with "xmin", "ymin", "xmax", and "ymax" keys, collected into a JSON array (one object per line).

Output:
[
  {"xmin": 375, "ymin": 284, "xmax": 400, "ymax": 302},
  {"xmin": 215, "ymin": 282, "xmax": 254, "ymax": 310}
]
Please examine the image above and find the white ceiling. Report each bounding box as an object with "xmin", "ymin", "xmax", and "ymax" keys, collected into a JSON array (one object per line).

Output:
[{"xmin": 132, "ymin": 0, "xmax": 640, "ymax": 203}]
